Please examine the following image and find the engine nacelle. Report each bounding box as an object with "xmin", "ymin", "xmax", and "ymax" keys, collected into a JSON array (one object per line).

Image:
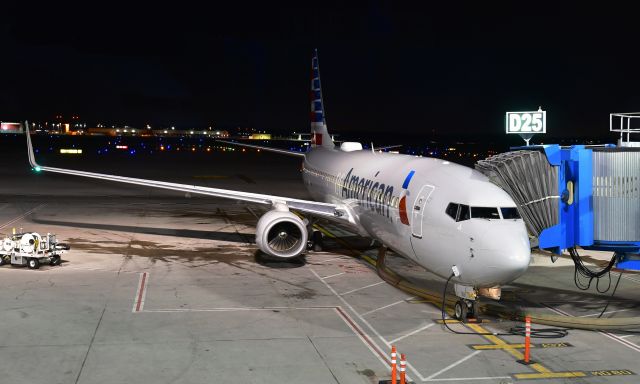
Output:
[{"xmin": 255, "ymin": 209, "xmax": 308, "ymax": 258}]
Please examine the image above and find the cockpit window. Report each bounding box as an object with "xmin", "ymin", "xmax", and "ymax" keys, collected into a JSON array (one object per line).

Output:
[
  {"xmin": 458, "ymin": 204, "xmax": 470, "ymax": 221},
  {"xmin": 445, "ymin": 203, "xmax": 459, "ymax": 220},
  {"xmin": 501, "ymin": 207, "xmax": 521, "ymax": 219},
  {"xmin": 470, "ymin": 207, "xmax": 500, "ymax": 219}
]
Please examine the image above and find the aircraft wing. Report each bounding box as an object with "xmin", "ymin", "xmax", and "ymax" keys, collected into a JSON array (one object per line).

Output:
[
  {"xmin": 373, "ymin": 144, "xmax": 403, "ymax": 152},
  {"xmin": 25, "ymin": 125, "xmax": 354, "ymax": 225},
  {"xmin": 217, "ymin": 140, "xmax": 306, "ymax": 157}
]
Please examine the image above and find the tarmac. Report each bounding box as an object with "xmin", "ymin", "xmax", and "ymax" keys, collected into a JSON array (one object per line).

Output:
[{"xmin": 2, "ymin": 136, "xmax": 640, "ymax": 383}]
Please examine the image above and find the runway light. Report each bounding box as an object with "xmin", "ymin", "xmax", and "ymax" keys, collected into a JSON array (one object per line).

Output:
[
  {"xmin": 160, "ymin": 145, "xmax": 165, "ymax": 151},
  {"xmin": 116, "ymin": 145, "xmax": 128, "ymax": 149}
]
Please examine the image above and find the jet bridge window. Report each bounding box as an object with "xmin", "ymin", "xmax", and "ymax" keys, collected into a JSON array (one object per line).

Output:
[
  {"xmin": 500, "ymin": 207, "xmax": 521, "ymax": 219},
  {"xmin": 470, "ymin": 207, "xmax": 500, "ymax": 219}
]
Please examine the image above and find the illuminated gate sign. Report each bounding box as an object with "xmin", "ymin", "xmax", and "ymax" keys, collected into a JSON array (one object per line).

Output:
[{"xmin": 506, "ymin": 110, "xmax": 546, "ymax": 134}]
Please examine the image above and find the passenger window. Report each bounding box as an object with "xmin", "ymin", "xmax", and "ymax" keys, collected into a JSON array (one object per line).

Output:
[
  {"xmin": 445, "ymin": 203, "xmax": 459, "ymax": 220},
  {"xmin": 501, "ymin": 207, "xmax": 521, "ymax": 219},
  {"xmin": 471, "ymin": 207, "xmax": 500, "ymax": 219},
  {"xmin": 458, "ymin": 205, "xmax": 470, "ymax": 221}
]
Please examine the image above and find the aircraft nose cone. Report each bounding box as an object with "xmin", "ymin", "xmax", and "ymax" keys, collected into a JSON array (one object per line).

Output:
[
  {"xmin": 468, "ymin": 226, "xmax": 531, "ymax": 287},
  {"xmin": 502, "ymin": 233, "xmax": 531, "ymax": 279}
]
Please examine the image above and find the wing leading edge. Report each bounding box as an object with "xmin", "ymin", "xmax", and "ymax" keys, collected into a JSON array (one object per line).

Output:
[
  {"xmin": 25, "ymin": 123, "xmax": 353, "ymax": 224},
  {"xmin": 217, "ymin": 140, "xmax": 307, "ymax": 156}
]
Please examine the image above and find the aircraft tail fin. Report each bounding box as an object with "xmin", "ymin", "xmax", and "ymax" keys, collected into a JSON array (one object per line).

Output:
[{"xmin": 310, "ymin": 49, "xmax": 334, "ymax": 148}]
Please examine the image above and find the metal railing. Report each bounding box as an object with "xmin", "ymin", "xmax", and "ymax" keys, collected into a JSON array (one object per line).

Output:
[{"xmin": 610, "ymin": 112, "xmax": 640, "ymax": 145}]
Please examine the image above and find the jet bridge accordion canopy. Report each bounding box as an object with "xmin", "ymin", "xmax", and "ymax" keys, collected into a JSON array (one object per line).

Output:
[{"xmin": 477, "ymin": 145, "xmax": 640, "ymax": 256}]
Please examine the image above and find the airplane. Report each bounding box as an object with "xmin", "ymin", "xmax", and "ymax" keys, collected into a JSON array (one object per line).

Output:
[{"xmin": 24, "ymin": 49, "xmax": 530, "ymax": 320}]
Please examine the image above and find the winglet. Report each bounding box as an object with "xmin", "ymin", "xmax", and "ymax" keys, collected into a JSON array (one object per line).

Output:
[{"xmin": 25, "ymin": 121, "xmax": 41, "ymax": 171}]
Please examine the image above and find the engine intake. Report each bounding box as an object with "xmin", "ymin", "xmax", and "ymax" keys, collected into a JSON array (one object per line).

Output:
[{"xmin": 255, "ymin": 210, "xmax": 308, "ymax": 258}]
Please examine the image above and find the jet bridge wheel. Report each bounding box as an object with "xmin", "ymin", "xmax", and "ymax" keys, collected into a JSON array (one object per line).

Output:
[{"xmin": 49, "ymin": 255, "xmax": 61, "ymax": 266}]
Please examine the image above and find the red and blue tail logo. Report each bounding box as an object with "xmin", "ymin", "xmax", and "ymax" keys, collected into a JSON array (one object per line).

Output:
[{"xmin": 310, "ymin": 49, "xmax": 333, "ymax": 148}]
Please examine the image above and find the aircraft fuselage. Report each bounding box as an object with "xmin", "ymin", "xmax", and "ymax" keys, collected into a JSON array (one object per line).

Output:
[{"xmin": 302, "ymin": 147, "xmax": 531, "ymax": 288}]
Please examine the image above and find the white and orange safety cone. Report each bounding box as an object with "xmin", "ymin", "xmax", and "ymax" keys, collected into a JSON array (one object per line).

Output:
[
  {"xmin": 518, "ymin": 315, "xmax": 535, "ymax": 365},
  {"xmin": 399, "ymin": 353, "xmax": 407, "ymax": 384},
  {"xmin": 391, "ymin": 346, "xmax": 397, "ymax": 384}
]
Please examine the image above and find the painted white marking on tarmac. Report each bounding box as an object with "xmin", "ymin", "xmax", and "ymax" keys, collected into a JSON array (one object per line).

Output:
[
  {"xmin": 321, "ymin": 256, "xmax": 349, "ymax": 263},
  {"xmin": 340, "ymin": 281, "xmax": 385, "ymax": 295},
  {"xmin": 424, "ymin": 375, "xmax": 511, "ymax": 382},
  {"xmin": 321, "ymin": 272, "xmax": 345, "ymax": 280},
  {"xmin": 132, "ymin": 272, "xmax": 148, "ymax": 313},
  {"xmin": 143, "ymin": 306, "xmax": 335, "ymax": 313},
  {"xmin": 333, "ymin": 307, "xmax": 391, "ymax": 369},
  {"xmin": 544, "ymin": 303, "xmax": 640, "ymax": 353},
  {"xmin": 0, "ymin": 204, "xmax": 47, "ymax": 229},
  {"xmin": 425, "ymin": 350, "xmax": 482, "ymax": 380},
  {"xmin": 361, "ymin": 297, "xmax": 415, "ymax": 316},
  {"xmin": 310, "ymin": 268, "xmax": 427, "ymax": 382},
  {"xmin": 579, "ymin": 308, "xmax": 634, "ymax": 317},
  {"xmin": 388, "ymin": 323, "xmax": 435, "ymax": 344}
]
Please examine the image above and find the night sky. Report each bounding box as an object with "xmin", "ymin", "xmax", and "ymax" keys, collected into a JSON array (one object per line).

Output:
[{"xmin": 3, "ymin": 3, "xmax": 640, "ymax": 138}]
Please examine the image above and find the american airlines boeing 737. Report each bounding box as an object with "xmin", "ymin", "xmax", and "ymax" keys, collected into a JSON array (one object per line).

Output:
[{"xmin": 25, "ymin": 50, "xmax": 530, "ymax": 320}]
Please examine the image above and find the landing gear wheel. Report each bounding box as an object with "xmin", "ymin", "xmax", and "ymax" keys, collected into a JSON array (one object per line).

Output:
[
  {"xmin": 28, "ymin": 258, "xmax": 40, "ymax": 269},
  {"xmin": 0, "ymin": 256, "xmax": 5, "ymax": 266},
  {"xmin": 307, "ymin": 230, "xmax": 323, "ymax": 252},
  {"xmin": 454, "ymin": 300, "xmax": 468, "ymax": 320},
  {"xmin": 469, "ymin": 300, "xmax": 480, "ymax": 321}
]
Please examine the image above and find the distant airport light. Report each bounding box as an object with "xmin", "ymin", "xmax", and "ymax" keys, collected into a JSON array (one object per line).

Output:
[
  {"xmin": 60, "ymin": 148, "xmax": 82, "ymax": 154},
  {"xmin": 116, "ymin": 145, "xmax": 128, "ymax": 149}
]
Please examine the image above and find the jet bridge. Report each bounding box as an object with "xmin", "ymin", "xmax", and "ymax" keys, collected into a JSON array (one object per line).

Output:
[{"xmin": 476, "ymin": 113, "xmax": 640, "ymax": 271}]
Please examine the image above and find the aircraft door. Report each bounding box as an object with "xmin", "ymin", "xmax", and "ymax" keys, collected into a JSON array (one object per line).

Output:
[{"xmin": 411, "ymin": 184, "xmax": 435, "ymax": 238}]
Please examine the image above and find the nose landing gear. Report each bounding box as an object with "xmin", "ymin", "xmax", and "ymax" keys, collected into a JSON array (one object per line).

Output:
[
  {"xmin": 454, "ymin": 299, "xmax": 480, "ymax": 322},
  {"xmin": 453, "ymin": 284, "xmax": 481, "ymax": 323}
]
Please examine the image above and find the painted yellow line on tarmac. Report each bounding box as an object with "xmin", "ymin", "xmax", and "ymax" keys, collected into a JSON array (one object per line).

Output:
[
  {"xmin": 471, "ymin": 343, "xmax": 526, "ymax": 350},
  {"xmin": 513, "ymin": 371, "xmax": 587, "ymax": 380}
]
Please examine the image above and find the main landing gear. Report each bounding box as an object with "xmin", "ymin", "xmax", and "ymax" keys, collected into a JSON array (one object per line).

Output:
[
  {"xmin": 305, "ymin": 218, "xmax": 324, "ymax": 252},
  {"xmin": 453, "ymin": 284, "xmax": 481, "ymax": 323},
  {"xmin": 308, "ymin": 230, "xmax": 324, "ymax": 252}
]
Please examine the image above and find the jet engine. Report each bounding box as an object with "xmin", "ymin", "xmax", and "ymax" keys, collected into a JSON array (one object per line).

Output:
[{"xmin": 255, "ymin": 209, "xmax": 308, "ymax": 258}]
